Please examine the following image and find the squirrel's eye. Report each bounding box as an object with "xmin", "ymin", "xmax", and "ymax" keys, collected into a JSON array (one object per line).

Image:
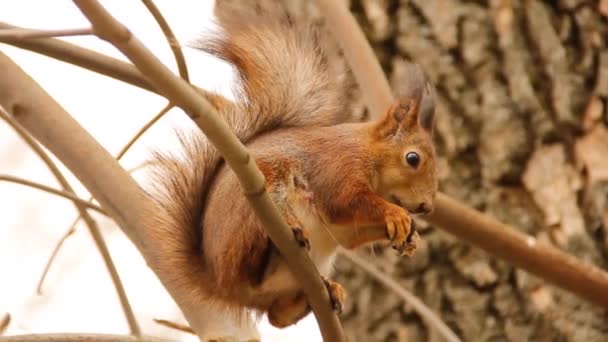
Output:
[{"xmin": 405, "ymin": 152, "xmax": 420, "ymax": 168}]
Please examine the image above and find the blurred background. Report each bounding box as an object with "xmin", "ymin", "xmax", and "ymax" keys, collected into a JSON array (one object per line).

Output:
[{"xmin": 1, "ymin": 0, "xmax": 608, "ymax": 341}]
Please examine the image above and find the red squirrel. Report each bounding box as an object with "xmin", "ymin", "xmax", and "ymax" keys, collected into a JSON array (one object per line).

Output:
[{"xmin": 148, "ymin": 0, "xmax": 437, "ymax": 332}]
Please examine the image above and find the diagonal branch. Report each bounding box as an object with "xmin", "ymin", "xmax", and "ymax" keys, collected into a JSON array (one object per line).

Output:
[
  {"xmin": 316, "ymin": 0, "xmax": 608, "ymax": 309},
  {"xmin": 140, "ymin": 0, "xmax": 189, "ymax": 82},
  {"xmin": 72, "ymin": 1, "xmax": 344, "ymax": 340},
  {"xmin": 153, "ymin": 318, "xmax": 195, "ymax": 334},
  {"xmin": 340, "ymin": 250, "xmax": 461, "ymax": 342},
  {"xmin": 0, "ymin": 22, "xmax": 156, "ymax": 93},
  {"xmin": 0, "ymin": 22, "xmax": 231, "ymax": 111},
  {"xmin": 0, "ymin": 50, "xmax": 189, "ymax": 336},
  {"xmin": 0, "ymin": 107, "xmax": 140, "ymax": 335},
  {"xmin": 36, "ymin": 103, "xmax": 173, "ymax": 294},
  {"xmin": 0, "ymin": 27, "xmax": 93, "ymax": 39},
  {"xmin": 0, "ymin": 175, "xmax": 107, "ymax": 215}
]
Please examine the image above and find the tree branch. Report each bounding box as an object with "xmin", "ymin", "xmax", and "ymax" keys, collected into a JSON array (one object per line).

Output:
[
  {"xmin": 72, "ymin": 1, "xmax": 344, "ymax": 340},
  {"xmin": 0, "ymin": 106, "xmax": 140, "ymax": 336},
  {"xmin": 116, "ymin": 102, "xmax": 173, "ymax": 159},
  {"xmin": 0, "ymin": 175, "xmax": 107, "ymax": 215},
  {"xmin": 140, "ymin": 0, "xmax": 189, "ymax": 82},
  {"xmin": 35, "ymin": 103, "xmax": 172, "ymax": 295},
  {"xmin": 0, "ymin": 22, "xmax": 222, "ymax": 105},
  {"xmin": 340, "ymin": 250, "xmax": 461, "ymax": 342},
  {"xmin": 316, "ymin": 0, "xmax": 608, "ymax": 309},
  {"xmin": 0, "ymin": 27, "xmax": 92, "ymax": 39},
  {"xmin": 36, "ymin": 218, "xmax": 78, "ymax": 294},
  {"xmin": 153, "ymin": 318, "xmax": 195, "ymax": 335},
  {"xmin": 0, "ymin": 22, "xmax": 156, "ymax": 93}
]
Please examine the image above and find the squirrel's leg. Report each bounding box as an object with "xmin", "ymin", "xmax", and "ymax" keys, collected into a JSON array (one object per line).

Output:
[
  {"xmin": 331, "ymin": 189, "xmax": 418, "ymax": 256},
  {"xmin": 256, "ymin": 167, "xmax": 314, "ymax": 292},
  {"xmin": 267, "ymin": 292, "xmax": 310, "ymax": 328},
  {"xmin": 262, "ymin": 163, "xmax": 311, "ymax": 250},
  {"xmin": 275, "ymin": 199, "xmax": 310, "ymax": 250},
  {"xmin": 266, "ymin": 278, "xmax": 345, "ymax": 328}
]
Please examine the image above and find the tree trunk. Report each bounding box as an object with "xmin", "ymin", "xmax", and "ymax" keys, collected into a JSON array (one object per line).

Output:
[{"xmin": 292, "ymin": 0, "xmax": 608, "ymax": 340}]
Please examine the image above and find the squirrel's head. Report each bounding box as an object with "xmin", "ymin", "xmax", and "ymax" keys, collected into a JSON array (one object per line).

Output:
[{"xmin": 370, "ymin": 65, "xmax": 438, "ymax": 215}]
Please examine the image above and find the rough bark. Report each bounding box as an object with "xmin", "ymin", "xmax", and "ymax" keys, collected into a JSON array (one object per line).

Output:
[{"xmin": 290, "ymin": 0, "xmax": 608, "ymax": 340}]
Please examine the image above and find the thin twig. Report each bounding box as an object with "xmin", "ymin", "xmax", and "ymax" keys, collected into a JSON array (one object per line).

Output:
[
  {"xmin": 317, "ymin": 0, "xmax": 608, "ymax": 310},
  {"xmin": 36, "ymin": 103, "xmax": 172, "ymax": 294},
  {"xmin": 116, "ymin": 102, "xmax": 173, "ymax": 159},
  {"xmin": 0, "ymin": 41, "xmax": 250, "ymax": 342},
  {"xmin": 72, "ymin": 1, "xmax": 345, "ymax": 340},
  {"xmin": 0, "ymin": 175, "xmax": 107, "ymax": 215},
  {"xmin": 0, "ymin": 108, "xmax": 141, "ymax": 336},
  {"xmin": 153, "ymin": 318, "xmax": 195, "ymax": 335},
  {"xmin": 0, "ymin": 313, "xmax": 10, "ymax": 335},
  {"xmin": 340, "ymin": 250, "xmax": 461, "ymax": 342},
  {"xmin": 140, "ymin": 0, "xmax": 190, "ymax": 82},
  {"xmin": 35, "ymin": 217, "xmax": 78, "ymax": 294},
  {"xmin": 0, "ymin": 27, "xmax": 92, "ymax": 39},
  {"xmin": 0, "ymin": 22, "xmax": 156, "ymax": 93},
  {"xmin": 0, "ymin": 22, "xmax": 223, "ymax": 104}
]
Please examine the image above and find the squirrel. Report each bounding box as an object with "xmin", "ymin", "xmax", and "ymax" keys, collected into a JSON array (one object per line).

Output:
[{"xmin": 148, "ymin": 0, "xmax": 438, "ymax": 333}]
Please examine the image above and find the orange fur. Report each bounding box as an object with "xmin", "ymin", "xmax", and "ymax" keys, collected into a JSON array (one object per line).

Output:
[{"xmin": 147, "ymin": 0, "xmax": 438, "ymax": 334}]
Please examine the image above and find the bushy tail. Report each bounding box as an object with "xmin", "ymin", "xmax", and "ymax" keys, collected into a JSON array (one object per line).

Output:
[
  {"xmin": 147, "ymin": 133, "xmax": 219, "ymax": 305},
  {"xmin": 147, "ymin": 1, "xmax": 355, "ymax": 306},
  {"xmin": 196, "ymin": 0, "xmax": 355, "ymax": 141}
]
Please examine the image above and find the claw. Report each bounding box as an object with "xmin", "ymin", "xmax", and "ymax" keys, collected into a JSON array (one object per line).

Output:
[
  {"xmin": 322, "ymin": 277, "xmax": 345, "ymax": 315},
  {"xmin": 406, "ymin": 219, "xmax": 417, "ymax": 243},
  {"xmin": 292, "ymin": 227, "xmax": 310, "ymax": 250}
]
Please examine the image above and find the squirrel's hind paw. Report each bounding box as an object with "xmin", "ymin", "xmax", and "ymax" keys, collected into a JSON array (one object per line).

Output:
[{"xmin": 323, "ymin": 277, "xmax": 346, "ymax": 315}]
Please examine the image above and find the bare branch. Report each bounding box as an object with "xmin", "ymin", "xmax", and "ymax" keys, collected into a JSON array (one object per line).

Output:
[
  {"xmin": 72, "ymin": 1, "xmax": 344, "ymax": 340},
  {"xmin": 316, "ymin": 1, "xmax": 608, "ymax": 309},
  {"xmin": 0, "ymin": 22, "xmax": 224, "ymax": 107},
  {"xmin": 140, "ymin": 0, "xmax": 189, "ymax": 82},
  {"xmin": 153, "ymin": 318, "xmax": 195, "ymax": 335},
  {"xmin": 0, "ymin": 48, "xmax": 190, "ymax": 337},
  {"xmin": 36, "ymin": 218, "xmax": 78, "ymax": 294},
  {"xmin": 340, "ymin": 250, "xmax": 461, "ymax": 342},
  {"xmin": 117, "ymin": 102, "xmax": 173, "ymax": 159},
  {"xmin": 0, "ymin": 22, "xmax": 156, "ymax": 93},
  {"xmin": 0, "ymin": 175, "xmax": 107, "ymax": 215},
  {"xmin": 0, "ymin": 27, "xmax": 92, "ymax": 39},
  {"xmin": 35, "ymin": 103, "xmax": 172, "ymax": 295},
  {"xmin": 0, "ymin": 107, "xmax": 140, "ymax": 335}
]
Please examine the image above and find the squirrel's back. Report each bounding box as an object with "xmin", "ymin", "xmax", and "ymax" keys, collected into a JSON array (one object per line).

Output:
[{"xmin": 148, "ymin": 1, "xmax": 355, "ymax": 306}]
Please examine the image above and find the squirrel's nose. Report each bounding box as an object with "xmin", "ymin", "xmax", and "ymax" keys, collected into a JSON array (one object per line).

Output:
[{"xmin": 415, "ymin": 202, "xmax": 433, "ymax": 215}]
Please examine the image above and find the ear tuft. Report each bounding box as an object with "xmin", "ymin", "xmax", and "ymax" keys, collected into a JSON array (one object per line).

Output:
[
  {"xmin": 395, "ymin": 63, "xmax": 436, "ymax": 132},
  {"xmin": 419, "ymin": 81, "xmax": 437, "ymax": 132}
]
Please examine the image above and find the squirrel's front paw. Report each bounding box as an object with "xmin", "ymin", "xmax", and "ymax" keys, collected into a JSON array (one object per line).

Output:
[
  {"xmin": 384, "ymin": 205, "xmax": 417, "ymax": 256},
  {"xmin": 395, "ymin": 219, "xmax": 419, "ymax": 257},
  {"xmin": 322, "ymin": 277, "xmax": 345, "ymax": 314},
  {"xmin": 291, "ymin": 226, "xmax": 311, "ymax": 251}
]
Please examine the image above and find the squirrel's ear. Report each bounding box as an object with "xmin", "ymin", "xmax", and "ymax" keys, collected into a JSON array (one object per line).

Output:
[
  {"xmin": 419, "ymin": 81, "xmax": 436, "ymax": 133},
  {"xmin": 398, "ymin": 64, "xmax": 426, "ymax": 129}
]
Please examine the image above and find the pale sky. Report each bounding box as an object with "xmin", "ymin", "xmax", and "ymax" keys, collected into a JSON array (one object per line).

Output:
[{"xmin": 0, "ymin": 1, "xmax": 322, "ymax": 341}]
